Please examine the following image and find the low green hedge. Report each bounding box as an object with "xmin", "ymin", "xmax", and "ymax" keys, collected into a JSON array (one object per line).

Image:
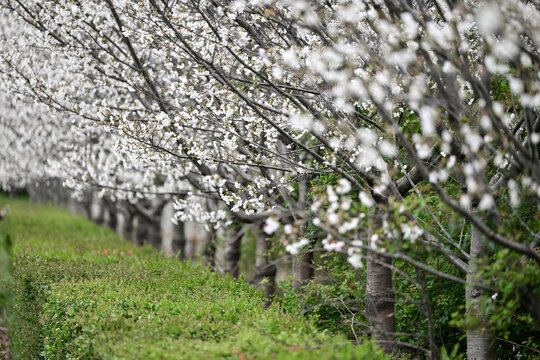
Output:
[{"xmin": 0, "ymin": 197, "xmax": 384, "ymax": 359}]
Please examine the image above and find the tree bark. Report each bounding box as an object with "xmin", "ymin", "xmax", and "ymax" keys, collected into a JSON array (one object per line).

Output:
[
  {"xmin": 172, "ymin": 221, "xmax": 185, "ymax": 260},
  {"xmin": 134, "ymin": 215, "xmax": 147, "ymax": 246},
  {"xmin": 118, "ymin": 204, "xmax": 135, "ymax": 241},
  {"xmin": 131, "ymin": 200, "xmax": 165, "ymax": 249},
  {"xmin": 292, "ymin": 244, "xmax": 314, "ymax": 289},
  {"xmin": 416, "ymin": 268, "xmax": 439, "ymax": 359},
  {"xmin": 223, "ymin": 224, "xmax": 243, "ymax": 278},
  {"xmin": 365, "ymin": 210, "xmax": 396, "ymax": 354},
  {"xmin": 466, "ymin": 221, "xmax": 494, "ymax": 360},
  {"xmin": 27, "ymin": 183, "xmax": 41, "ymax": 202},
  {"xmin": 147, "ymin": 216, "xmax": 162, "ymax": 249},
  {"xmin": 130, "ymin": 215, "xmax": 138, "ymax": 244},
  {"xmin": 184, "ymin": 222, "xmax": 202, "ymax": 259},
  {"xmin": 92, "ymin": 197, "xmax": 106, "ymax": 226},
  {"xmin": 105, "ymin": 201, "xmax": 118, "ymax": 233},
  {"xmin": 82, "ymin": 193, "xmax": 92, "ymax": 219},
  {"xmin": 203, "ymin": 228, "xmax": 217, "ymax": 271},
  {"xmin": 366, "ymin": 254, "xmax": 396, "ymax": 354},
  {"xmin": 254, "ymin": 227, "xmax": 276, "ymax": 306}
]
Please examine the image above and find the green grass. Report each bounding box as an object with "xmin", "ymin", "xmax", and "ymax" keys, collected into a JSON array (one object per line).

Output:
[{"xmin": 0, "ymin": 196, "xmax": 384, "ymax": 359}]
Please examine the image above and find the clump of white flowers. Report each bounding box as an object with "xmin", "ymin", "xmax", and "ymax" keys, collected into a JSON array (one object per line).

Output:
[{"xmin": 285, "ymin": 238, "xmax": 310, "ymax": 255}]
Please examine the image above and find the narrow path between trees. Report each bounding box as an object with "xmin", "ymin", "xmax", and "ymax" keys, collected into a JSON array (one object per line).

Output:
[{"xmin": 0, "ymin": 196, "xmax": 384, "ymax": 359}]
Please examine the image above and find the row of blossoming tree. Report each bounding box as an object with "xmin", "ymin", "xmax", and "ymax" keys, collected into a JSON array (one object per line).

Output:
[{"xmin": 0, "ymin": 0, "xmax": 539, "ymax": 358}]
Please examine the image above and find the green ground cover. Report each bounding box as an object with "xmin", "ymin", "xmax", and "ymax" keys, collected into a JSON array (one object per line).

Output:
[{"xmin": 0, "ymin": 196, "xmax": 384, "ymax": 359}]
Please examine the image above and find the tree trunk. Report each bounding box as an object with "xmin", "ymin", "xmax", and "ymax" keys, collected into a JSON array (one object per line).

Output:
[
  {"xmin": 119, "ymin": 208, "xmax": 134, "ymax": 241},
  {"xmin": 106, "ymin": 201, "xmax": 118, "ymax": 233},
  {"xmin": 82, "ymin": 194, "xmax": 92, "ymax": 219},
  {"xmin": 223, "ymin": 224, "xmax": 243, "ymax": 278},
  {"xmin": 366, "ymin": 254, "xmax": 396, "ymax": 354},
  {"xmin": 134, "ymin": 215, "xmax": 147, "ymax": 246},
  {"xmin": 365, "ymin": 210, "xmax": 396, "ymax": 354},
  {"xmin": 466, "ymin": 221, "xmax": 494, "ymax": 360},
  {"xmin": 203, "ymin": 228, "xmax": 217, "ymax": 271},
  {"xmin": 91, "ymin": 197, "xmax": 105, "ymax": 226},
  {"xmin": 102, "ymin": 206, "xmax": 110, "ymax": 227},
  {"xmin": 130, "ymin": 215, "xmax": 138, "ymax": 244},
  {"xmin": 416, "ymin": 268, "xmax": 439, "ymax": 359},
  {"xmin": 254, "ymin": 227, "xmax": 276, "ymax": 306},
  {"xmin": 292, "ymin": 244, "xmax": 314, "ymax": 289},
  {"xmin": 184, "ymin": 222, "xmax": 201, "ymax": 259},
  {"xmin": 172, "ymin": 221, "xmax": 185, "ymax": 260},
  {"xmin": 27, "ymin": 183, "xmax": 40, "ymax": 202},
  {"xmin": 147, "ymin": 216, "xmax": 162, "ymax": 249}
]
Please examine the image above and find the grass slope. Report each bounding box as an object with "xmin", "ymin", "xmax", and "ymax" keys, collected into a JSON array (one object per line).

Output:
[{"xmin": 0, "ymin": 197, "xmax": 384, "ymax": 359}]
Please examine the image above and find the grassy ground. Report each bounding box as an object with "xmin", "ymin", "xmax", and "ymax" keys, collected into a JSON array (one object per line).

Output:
[{"xmin": 0, "ymin": 196, "xmax": 384, "ymax": 359}]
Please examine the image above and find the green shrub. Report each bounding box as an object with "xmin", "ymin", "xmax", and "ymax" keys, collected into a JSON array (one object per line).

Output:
[{"xmin": 1, "ymin": 197, "xmax": 386, "ymax": 359}]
